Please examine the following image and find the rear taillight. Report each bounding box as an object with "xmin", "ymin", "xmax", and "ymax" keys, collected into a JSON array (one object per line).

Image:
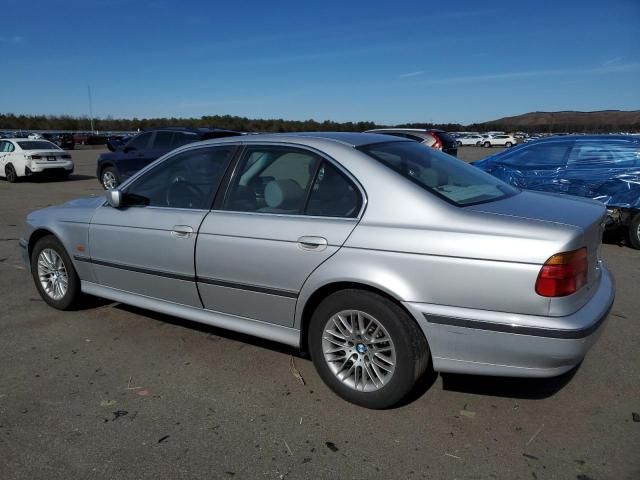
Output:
[
  {"xmin": 29, "ymin": 155, "xmax": 42, "ymax": 160},
  {"xmin": 535, "ymin": 248, "xmax": 588, "ymax": 297},
  {"xmin": 61, "ymin": 154, "xmax": 71, "ymax": 159},
  {"xmin": 432, "ymin": 134, "xmax": 443, "ymax": 150}
]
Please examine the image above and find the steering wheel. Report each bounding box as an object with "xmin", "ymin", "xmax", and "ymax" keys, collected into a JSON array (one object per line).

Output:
[{"xmin": 165, "ymin": 179, "xmax": 204, "ymax": 209}]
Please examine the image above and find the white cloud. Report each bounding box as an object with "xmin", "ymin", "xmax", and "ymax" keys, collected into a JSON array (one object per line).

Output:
[{"xmin": 399, "ymin": 71, "xmax": 424, "ymax": 78}]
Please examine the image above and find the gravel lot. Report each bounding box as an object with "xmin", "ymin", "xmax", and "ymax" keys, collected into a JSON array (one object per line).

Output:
[{"xmin": 1, "ymin": 146, "xmax": 639, "ymax": 480}]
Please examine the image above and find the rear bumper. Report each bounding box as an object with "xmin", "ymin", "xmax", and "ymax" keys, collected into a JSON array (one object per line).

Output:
[
  {"xmin": 25, "ymin": 161, "xmax": 73, "ymax": 175},
  {"xmin": 404, "ymin": 266, "xmax": 615, "ymax": 377}
]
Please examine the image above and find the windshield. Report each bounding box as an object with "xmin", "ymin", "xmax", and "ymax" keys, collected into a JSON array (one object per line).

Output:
[
  {"xmin": 359, "ymin": 141, "xmax": 518, "ymax": 206},
  {"xmin": 17, "ymin": 141, "xmax": 61, "ymax": 150}
]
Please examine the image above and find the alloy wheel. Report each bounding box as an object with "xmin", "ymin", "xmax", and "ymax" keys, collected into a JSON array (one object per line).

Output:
[
  {"xmin": 102, "ymin": 171, "xmax": 117, "ymax": 189},
  {"xmin": 37, "ymin": 248, "xmax": 69, "ymax": 300},
  {"xmin": 322, "ymin": 310, "xmax": 396, "ymax": 392}
]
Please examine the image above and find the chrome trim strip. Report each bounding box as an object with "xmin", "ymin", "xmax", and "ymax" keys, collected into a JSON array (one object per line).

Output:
[
  {"xmin": 74, "ymin": 255, "xmax": 299, "ymax": 298},
  {"xmin": 423, "ymin": 310, "xmax": 611, "ymax": 339},
  {"xmin": 197, "ymin": 276, "xmax": 299, "ymax": 299},
  {"xmin": 74, "ymin": 255, "xmax": 194, "ymax": 282}
]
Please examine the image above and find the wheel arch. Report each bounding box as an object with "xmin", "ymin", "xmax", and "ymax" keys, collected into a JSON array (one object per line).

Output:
[
  {"xmin": 27, "ymin": 228, "xmax": 58, "ymax": 261},
  {"xmin": 296, "ymin": 280, "xmax": 429, "ymax": 356}
]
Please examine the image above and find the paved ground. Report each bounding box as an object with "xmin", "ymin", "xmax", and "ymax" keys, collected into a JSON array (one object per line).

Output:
[{"xmin": 1, "ymin": 147, "xmax": 639, "ymax": 480}]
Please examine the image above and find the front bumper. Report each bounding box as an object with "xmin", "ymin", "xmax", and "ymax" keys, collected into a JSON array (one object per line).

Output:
[
  {"xmin": 19, "ymin": 238, "xmax": 29, "ymax": 270},
  {"xmin": 404, "ymin": 266, "xmax": 615, "ymax": 377}
]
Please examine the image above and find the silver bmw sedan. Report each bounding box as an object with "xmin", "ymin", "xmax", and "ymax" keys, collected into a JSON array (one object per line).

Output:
[{"xmin": 20, "ymin": 132, "xmax": 615, "ymax": 408}]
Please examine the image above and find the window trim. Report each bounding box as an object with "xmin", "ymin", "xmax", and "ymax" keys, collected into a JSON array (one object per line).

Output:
[
  {"xmin": 215, "ymin": 142, "xmax": 367, "ymax": 220},
  {"xmin": 118, "ymin": 144, "xmax": 239, "ymax": 210}
]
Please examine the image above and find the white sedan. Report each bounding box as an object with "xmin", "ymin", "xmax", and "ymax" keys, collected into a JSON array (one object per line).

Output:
[{"xmin": 0, "ymin": 139, "xmax": 74, "ymax": 182}]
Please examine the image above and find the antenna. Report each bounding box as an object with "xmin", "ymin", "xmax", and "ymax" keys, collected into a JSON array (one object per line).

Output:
[{"xmin": 87, "ymin": 85, "xmax": 94, "ymax": 133}]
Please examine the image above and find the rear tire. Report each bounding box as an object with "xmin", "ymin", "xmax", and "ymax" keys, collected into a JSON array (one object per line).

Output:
[
  {"xmin": 483, "ymin": 141, "xmax": 491, "ymax": 148},
  {"xmin": 628, "ymin": 213, "xmax": 640, "ymax": 250},
  {"xmin": 31, "ymin": 235, "xmax": 82, "ymax": 310},
  {"xmin": 101, "ymin": 167, "xmax": 120, "ymax": 190},
  {"xmin": 5, "ymin": 164, "xmax": 18, "ymax": 183},
  {"xmin": 308, "ymin": 289, "xmax": 430, "ymax": 409},
  {"xmin": 505, "ymin": 141, "xmax": 513, "ymax": 147}
]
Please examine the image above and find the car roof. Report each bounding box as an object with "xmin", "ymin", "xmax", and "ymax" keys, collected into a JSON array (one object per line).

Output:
[
  {"xmin": 140, "ymin": 126, "xmax": 241, "ymax": 135},
  {"xmin": 530, "ymin": 134, "xmax": 639, "ymax": 143},
  {"xmin": 198, "ymin": 132, "xmax": 411, "ymax": 148}
]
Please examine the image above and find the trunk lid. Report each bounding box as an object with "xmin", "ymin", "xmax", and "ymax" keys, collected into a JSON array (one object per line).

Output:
[{"xmin": 467, "ymin": 190, "xmax": 606, "ymax": 286}]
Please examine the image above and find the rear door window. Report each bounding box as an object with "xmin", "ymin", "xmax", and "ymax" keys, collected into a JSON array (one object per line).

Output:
[
  {"xmin": 152, "ymin": 131, "xmax": 174, "ymax": 150},
  {"xmin": 224, "ymin": 146, "xmax": 320, "ymax": 214}
]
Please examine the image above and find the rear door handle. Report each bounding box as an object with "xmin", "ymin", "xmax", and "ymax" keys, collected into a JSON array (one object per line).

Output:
[
  {"xmin": 297, "ymin": 236, "xmax": 328, "ymax": 250},
  {"xmin": 172, "ymin": 225, "xmax": 194, "ymax": 238}
]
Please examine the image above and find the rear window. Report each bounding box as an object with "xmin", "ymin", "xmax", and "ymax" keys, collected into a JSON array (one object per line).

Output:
[
  {"xmin": 17, "ymin": 141, "xmax": 60, "ymax": 150},
  {"xmin": 359, "ymin": 141, "xmax": 518, "ymax": 206}
]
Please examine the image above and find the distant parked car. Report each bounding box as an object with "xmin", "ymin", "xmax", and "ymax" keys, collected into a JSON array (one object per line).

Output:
[
  {"xmin": 21, "ymin": 132, "xmax": 614, "ymax": 408},
  {"xmin": 27, "ymin": 132, "xmax": 43, "ymax": 140},
  {"xmin": 96, "ymin": 127, "xmax": 243, "ymax": 189},
  {"xmin": 481, "ymin": 134, "xmax": 517, "ymax": 148},
  {"xmin": 0, "ymin": 139, "xmax": 73, "ymax": 182},
  {"xmin": 365, "ymin": 128, "xmax": 458, "ymax": 157},
  {"xmin": 43, "ymin": 133, "xmax": 75, "ymax": 150},
  {"xmin": 474, "ymin": 135, "xmax": 640, "ymax": 248},
  {"xmin": 457, "ymin": 134, "xmax": 485, "ymax": 146}
]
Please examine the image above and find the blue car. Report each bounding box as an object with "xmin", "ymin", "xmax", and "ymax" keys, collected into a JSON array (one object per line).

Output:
[
  {"xmin": 97, "ymin": 127, "xmax": 242, "ymax": 190},
  {"xmin": 474, "ymin": 135, "xmax": 640, "ymax": 249}
]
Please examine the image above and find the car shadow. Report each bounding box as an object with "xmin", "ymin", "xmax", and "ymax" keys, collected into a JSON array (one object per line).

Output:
[
  {"xmin": 115, "ymin": 303, "xmax": 302, "ymax": 358},
  {"xmin": 29, "ymin": 174, "xmax": 95, "ymax": 183},
  {"xmin": 439, "ymin": 365, "xmax": 580, "ymax": 400},
  {"xmin": 75, "ymin": 299, "xmax": 579, "ymax": 404},
  {"xmin": 602, "ymin": 228, "xmax": 628, "ymax": 247}
]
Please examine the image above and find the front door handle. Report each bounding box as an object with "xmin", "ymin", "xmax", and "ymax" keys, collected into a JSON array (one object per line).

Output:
[
  {"xmin": 172, "ymin": 225, "xmax": 194, "ymax": 238},
  {"xmin": 297, "ymin": 236, "xmax": 328, "ymax": 250}
]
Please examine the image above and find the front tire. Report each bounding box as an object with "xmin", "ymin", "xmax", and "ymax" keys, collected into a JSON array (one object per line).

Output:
[
  {"xmin": 308, "ymin": 289, "xmax": 430, "ymax": 409},
  {"xmin": 628, "ymin": 213, "xmax": 640, "ymax": 250},
  {"xmin": 483, "ymin": 141, "xmax": 491, "ymax": 148},
  {"xmin": 5, "ymin": 164, "xmax": 18, "ymax": 183},
  {"xmin": 505, "ymin": 141, "xmax": 513, "ymax": 148},
  {"xmin": 101, "ymin": 167, "xmax": 120, "ymax": 190},
  {"xmin": 31, "ymin": 236, "xmax": 81, "ymax": 310}
]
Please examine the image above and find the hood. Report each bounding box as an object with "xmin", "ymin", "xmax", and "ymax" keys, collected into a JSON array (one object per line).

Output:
[
  {"xmin": 465, "ymin": 190, "xmax": 606, "ymax": 232},
  {"xmin": 27, "ymin": 196, "xmax": 104, "ymax": 224}
]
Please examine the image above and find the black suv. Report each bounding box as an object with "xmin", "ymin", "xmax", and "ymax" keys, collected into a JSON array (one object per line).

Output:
[{"xmin": 96, "ymin": 127, "xmax": 243, "ymax": 189}]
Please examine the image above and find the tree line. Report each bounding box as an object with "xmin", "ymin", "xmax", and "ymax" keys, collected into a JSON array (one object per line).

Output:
[{"xmin": 0, "ymin": 113, "xmax": 637, "ymax": 134}]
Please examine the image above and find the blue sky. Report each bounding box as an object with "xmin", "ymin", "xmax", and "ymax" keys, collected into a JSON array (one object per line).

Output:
[{"xmin": 1, "ymin": 0, "xmax": 639, "ymax": 124}]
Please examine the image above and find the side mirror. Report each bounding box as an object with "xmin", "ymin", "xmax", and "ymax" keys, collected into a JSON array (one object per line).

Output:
[{"xmin": 105, "ymin": 189, "xmax": 123, "ymax": 208}]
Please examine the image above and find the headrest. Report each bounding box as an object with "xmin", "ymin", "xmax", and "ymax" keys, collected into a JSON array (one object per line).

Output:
[{"xmin": 264, "ymin": 179, "xmax": 304, "ymax": 210}]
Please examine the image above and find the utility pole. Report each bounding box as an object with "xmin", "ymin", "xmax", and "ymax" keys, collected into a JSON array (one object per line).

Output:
[{"xmin": 87, "ymin": 85, "xmax": 94, "ymax": 133}]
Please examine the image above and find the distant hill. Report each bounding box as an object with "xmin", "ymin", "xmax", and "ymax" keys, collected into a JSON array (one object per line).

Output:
[{"xmin": 475, "ymin": 110, "xmax": 640, "ymax": 132}]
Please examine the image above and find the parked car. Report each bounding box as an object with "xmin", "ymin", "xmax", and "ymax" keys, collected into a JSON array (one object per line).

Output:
[
  {"xmin": 365, "ymin": 128, "xmax": 458, "ymax": 156},
  {"xmin": 473, "ymin": 135, "xmax": 640, "ymax": 248},
  {"xmin": 481, "ymin": 134, "xmax": 517, "ymax": 148},
  {"xmin": 0, "ymin": 139, "xmax": 73, "ymax": 182},
  {"xmin": 457, "ymin": 134, "xmax": 485, "ymax": 146},
  {"xmin": 96, "ymin": 127, "xmax": 243, "ymax": 189},
  {"xmin": 43, "ymin": 133, "xmax": 75, "ymax": 150},
  {"xmin": 27, "ymin": 132, "xmax": 43, "ymax": 140},
  {"xmin": 21, "ymin": 132, "xmax": 614, "ymax": 408}
]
